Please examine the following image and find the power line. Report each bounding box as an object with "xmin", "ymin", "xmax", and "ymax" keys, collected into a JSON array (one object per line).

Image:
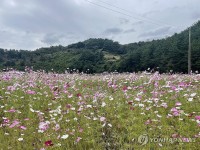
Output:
[
  {"xmin": 86, "ymin": 0, "xmax": 133, "ymax": 19},
  {"xmin": 85, "ymin": 0, "xmax": 167, "ymax": 27},
  {"xmin": 95, "ymin": 0, "xmax": 136, "ymax": 16},
  {"xmin": 85, "ymin": 0, "xmax": 179, "ymax": 28},
  {"xmin": 95, "ymin": 0, "xmax": 178, "ymax": 28},
  {"xmin": 86, "ymin": 0, "xmax": 193, "ymax": 72}
]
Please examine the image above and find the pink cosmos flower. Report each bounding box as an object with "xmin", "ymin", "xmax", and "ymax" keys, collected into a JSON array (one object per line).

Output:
[
  {"xmin": 172, "ymin": 111, "xmax": 180, "ymax": 116},
  {"xmin": 194, "ymin": 134, "xmax": 200, "ymax": 138},
  {"xmin": 181, "ymin": 137, "xmax": 190, "ymax": 142},
  {"xmin": 171, "ymin": 133, "xmax": 179, "ymax": 138},
  {"xmin": 171, "ymin": 107, "xmax": 178, "ymax": 112},
  {"xmin": 8, "ymin": 109, "xmax": 16, "ymax": 113},
  {"xmin": 9, "ymin": 120, "xmax": 20, "ymax": 128},
  {"xmin": 154, "ymin": 82, "xmax": 159, "ymax": 87},
  {"xmin": 76, "ymin": 137, "xmax": 82, "ymax": 142},
  {"xmin": 100, "ymin": 117, "xmax": 106, "ymax": 122},
  {"xmin": 161, "ymin": 103, "xmax": 168, "ymax": 108},
  {"xmin": 7, "ymin": 86, "xmax": 15, "ymax": 91},
  {"xmin": 79, "ymin": 128, "xmax": 83, "ymax": 133},
  {"xmin": 77, "ymin": 107, "xmax": 83, "ymax": 112},
  {"xmin": 3, "ymin": 118, "xmax": 10, "ymax": 123},
  {"xmin": 20, "ymin": 126, "xmax": 27, "ymax": 130},
  {"xmin": 179, "ymin": 82, "xmax": 187, "ymax": 87},
  {"xmin": 68, "ymin": 94, "xmax": 73, "ymax": 98},
  {"xmin": 69, "ymin": 131, "xmax": 75, "ymax": 135},
  {"xmin": 171, "ymin": 107, "xmax": 180, "ymax": 116},
  {"xmin": 195, "ymin": 116, "xmax": 200, "ymax": 121},
  {"xmin": 53, "ymin": 124, "xmax": 60, "ymax": 131},
  {"xmin": 108, "ymin": 81, "xmax": 113, "ymax": 87},
  {"xmin": 171, "ymin": 86, "xmax": 176, "ymax": 91},
  {"xmin": 175, "ymin": 102, "xmax": 182, "ymax": 106},
  {"xmin": 26, "ymin": 90, "xmax": 36, "ymax": 95},
  {"xmin": 145, "ymin": 119, "xmax": 152, "ymax": 125},
  {"xmin": 39, "ymin": 121, "xmax": 50, "ymax": 131},
  {"xmin": 111, "ymin": 84, "xmax": 117, "ymax": 89}
]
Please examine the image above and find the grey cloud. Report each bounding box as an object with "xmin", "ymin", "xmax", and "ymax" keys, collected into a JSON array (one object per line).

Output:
[
  {"xmin": 41, "ymin": 33, "xmax": 65, "ymax": 45},
  {"xmin": 0, "ymin": 28, "xmax": 43, "ymax": 50},
  {"xmin": 104, "ymin": 28, "xmax": 123, "ymax": 35},
  {"xmin": 141, "ymin": 10, "xmax": 160, "ymax": 18},
  {"xmin": 132, "ymin": 21, "xmax": 144, "ymax": 26},
  {"xmin": 119, "ymin": 18, "xmax": 130, "ymax": 24},
  {"xmin": 41, "ymin": 32, "xmax": 82, "ymax": 46},
  {"xmin": 0, "ymin": 0, "xmax": 85, "ymax": 33},
  {"xmin": 124, "ymin": 28, "xmax": 135, "ymax": 33},
  {"xmin": 139, "ymin": 26, "xmax": 171, "ymax": 37},
  {"xmin": 192, "ymin": 12, "xmax": 200, "ymax": 19},
  {"xmin": 0, "ymin": 0, "xmax": 199, "ymax": 50}
]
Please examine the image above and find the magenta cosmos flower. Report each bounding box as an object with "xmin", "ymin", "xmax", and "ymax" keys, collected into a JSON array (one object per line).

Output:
[{"xmin": 45, "ymin": 140, "xmax": 53, "ymax": 146}]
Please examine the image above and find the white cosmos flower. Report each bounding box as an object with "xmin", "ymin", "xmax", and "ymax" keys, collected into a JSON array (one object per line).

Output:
[
  {"xmin": 93, "ymin": 117, "xmax": 98, "ymax": 120},
  {"xmin": 30, "ymin": 108, "xmax": 35, "ymax": 112},
  {"xmin": 61, "ymin": 134, "xmax": 69, "ymax": 139},
  {"xmin": 190, "ymin": 93, "xmax": 197, "ymax": 97},
  {"xmin": 138, "ymin": 104, "xmax": 144, "ymax": 107},
  {"xmin": 188, "ymin": 98, "xmax": 193, "ymax": 102},
  {"xmin": 157, "ymin": 114, "xmax": 162, "ymax": 118},
  {"xmin": 71, "ymin": 107, "xmax": 76, "ymax": 110},
  {"xmin": 18, "ymin": 138, "xmax": 23, "ymax": 141},
  {"xmin": 135, "ymin": 98, "xmax": 140, "ymax": 101},
  {"xmin": 87, "ymin": 105, "xmax": 92, "ymax": 108},
  {"xmin": 101, "ymin": 102, "xmax": 106, "ymax": 107},
  {"xmin": 108, "ymin": 123, "xmax": 112, "ymax": 127},
  {"xmin": 109, "ymin": 96, "xmax": 114, "ymax": 101}
]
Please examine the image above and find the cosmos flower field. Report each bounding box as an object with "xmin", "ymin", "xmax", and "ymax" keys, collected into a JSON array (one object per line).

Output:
[{"xmin": 0, "ymin": 71, "xmax": 200, "ymax": 150}]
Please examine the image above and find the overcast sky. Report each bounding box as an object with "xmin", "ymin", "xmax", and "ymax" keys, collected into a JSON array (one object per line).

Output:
[{"xmin": 0, "ymin": 0, "xmax": 199, "ymax": 50}]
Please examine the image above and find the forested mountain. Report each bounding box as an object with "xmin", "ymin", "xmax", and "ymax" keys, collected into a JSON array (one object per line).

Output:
[{"xmin": 0, "ymin": 21, "xmax": 200, "ymax": 73}]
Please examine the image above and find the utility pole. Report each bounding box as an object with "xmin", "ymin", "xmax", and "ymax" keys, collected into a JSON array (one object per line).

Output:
[{"xmin": 188, "ymin": 27, "xmax": 191, "ymax": 74}]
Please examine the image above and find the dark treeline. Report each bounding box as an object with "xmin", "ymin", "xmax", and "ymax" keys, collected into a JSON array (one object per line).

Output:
[{"xmin": 0, "ymin": 21, "xmax": 200, "ymax": 73}]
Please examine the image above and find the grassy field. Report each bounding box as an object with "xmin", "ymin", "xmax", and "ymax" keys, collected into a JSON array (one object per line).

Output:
[
  {"xmin": 103, "ymin": 51, "xmax": 121, "ymax": 61},
  {"xmin": 0, "ymin": 71, "xmax": 200, "ymax": 150}
]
